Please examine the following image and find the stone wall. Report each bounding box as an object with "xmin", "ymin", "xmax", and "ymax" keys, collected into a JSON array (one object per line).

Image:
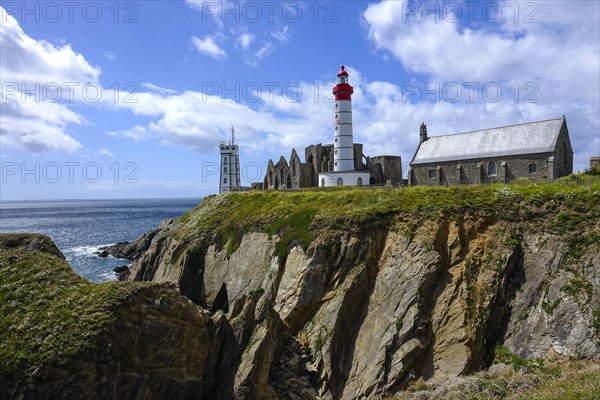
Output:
[
  {"xmin": 410, "ymin": 153, "xmax": 552, "ymax": 186},
  {"xmin": 370, "ymin": 156, "xmax": 403, "ymax": 185}
]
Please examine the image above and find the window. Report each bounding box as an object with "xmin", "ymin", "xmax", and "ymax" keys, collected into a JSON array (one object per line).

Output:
[
  {"xmin": 337, "ymin": 177, "xmax": 343, "ymax": 186},
  {"xmin": 335, "ymin": 162, "xmax": 338, "ymax": 167},
  {"xmin": 428, "ymin": 169, "xmax": 436, "ymax": 179},
  {"xmin": 335, "ymin": 126, "xmax": 338, "ymax": 131},
  {"xmin": 335, "ymin": 150, "xmax": 338, "ymax": 154},
  {"xmin": 528, "ymin": 164, "xmax": 537, "ymax": 173},
  {"xmin": 224, "ymin": 157, "xmax": 228, "ymax": 163},
  {"xmin": 488, "ymin": 161, "xmax": 497, "ymax": 176},
  {"xmin": 335, "ymin": 138, "xmax": 338, "ymax": 143},
  {"xmin": 223, "ymin": 177, "xmax": 227, "ymax": 183},
  {"xmin": 321, "ymin": 178, "xmax": 325, "ymax": 187},
  {"xmin": 357, "ymin": 177, "xmax": 363, "ymax": 186},
  {"xmin": 224, "ymin": 166, "xmax": 228, "ymax": 173},
  {"xmin": 335, "ymin": 103, "xmax": 338, "ymax": 109},
  {"xmin": 335, "ymin": 114, "xmax": 338, "ymax": 119}
]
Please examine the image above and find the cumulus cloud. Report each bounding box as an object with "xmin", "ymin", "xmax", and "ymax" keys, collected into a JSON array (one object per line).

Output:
[
  {"xmin": 0, "ymin": 6, "xmax": 100, "ymax": 154},
  {"xmin": 191, "ymin": 35, "xmax": 227, "ymax": 60}
]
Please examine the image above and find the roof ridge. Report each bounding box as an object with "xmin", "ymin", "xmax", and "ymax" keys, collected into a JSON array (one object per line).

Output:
[{"xmin": 427, "ymin": 117, "xmax": 563, "ymax": 139}]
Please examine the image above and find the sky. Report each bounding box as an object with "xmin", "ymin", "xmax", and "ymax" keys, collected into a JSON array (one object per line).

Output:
[{"xmin": 1, "ymin": 0, "xmax": 599, "ymax": 200}]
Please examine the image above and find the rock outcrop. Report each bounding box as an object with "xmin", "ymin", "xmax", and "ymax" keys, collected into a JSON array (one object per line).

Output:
[
  {"xmin": 3, "ymin": 184, "xmax": 600, "ymax": 400},
  {"xmin": 121, "ymin": 187, "xmax": 600, "ymax": 399}
]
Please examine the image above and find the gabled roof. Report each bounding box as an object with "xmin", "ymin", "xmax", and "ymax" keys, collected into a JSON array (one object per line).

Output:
[{"xmin": 411, "ymin": 117, "xmax": 565, "ymax": 165}]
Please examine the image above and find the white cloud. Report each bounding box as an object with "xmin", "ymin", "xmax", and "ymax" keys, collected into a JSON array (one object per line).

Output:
[
  {"xmin": 95, "ymin": 148, "xmax": 115, "ymax": 158},
  {"xmin": 0, "ymin": 6, "xmax": 100, "ymax": 154},
  {"xmin": 191, "ymin": 35, "xmax": 227, "ymax": 60},
  {"xmin": 236, "ymin": 32, "xmax": 255, "ymax": 51},
  {"xmin": 271, "ymin": 25, "xmax": 290, "ymax": 43},
  {"xmin": 108, "ymin": 125, "xmax": 151, "ymax": 142},
  {"xmin": 185, "ymin": 1, "xmax": 290, "ymax": 66},
  {"xmin": 141, "ymin": 82, "xmax": 179, "ymax": 96},
  {"xmin": 0, "ymin": 93, "xmax": 83, "ymax": 153},
  {"xmin": 103, "ymin": 51, "xmax": 116, "ymax": 61}
]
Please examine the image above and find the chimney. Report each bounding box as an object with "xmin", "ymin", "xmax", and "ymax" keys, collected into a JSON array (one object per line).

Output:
[{"xmin": 419, "ymin": 122, "xmax": 428, "ymax": 143}]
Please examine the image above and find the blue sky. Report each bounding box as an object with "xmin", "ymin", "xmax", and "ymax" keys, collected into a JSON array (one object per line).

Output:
[{"xmin": 1, "ymin": 0, "xmax": 599, "ymax": 200}]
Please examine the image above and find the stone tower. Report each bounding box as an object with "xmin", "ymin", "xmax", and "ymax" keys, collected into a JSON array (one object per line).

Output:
[{"xmin": 219, "ymin": 125, "xmax": 241, "ymax": 194}]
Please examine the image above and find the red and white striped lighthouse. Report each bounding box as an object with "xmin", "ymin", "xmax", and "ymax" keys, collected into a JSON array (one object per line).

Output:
[
  {"xmin": 319, "ymin": 65, "xmax": 369, "ymax": 187},
  {"xmin": 333, "ymin": 65, "xmax": 354, "ymax": 172}
]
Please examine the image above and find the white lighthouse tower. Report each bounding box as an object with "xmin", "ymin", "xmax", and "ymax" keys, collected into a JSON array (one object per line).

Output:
[
  {"xmin": 219, "ymin": 125, "xmax": 241, "ymax": 194},
  {"xmin": 319, "ymin": 66, "xmax": 370, "ymax": 187}
]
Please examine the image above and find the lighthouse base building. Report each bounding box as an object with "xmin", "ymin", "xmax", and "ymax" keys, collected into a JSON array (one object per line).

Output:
[{"xmin": 318, "ymin": 170, "xmax": 371, "ymax": 187}]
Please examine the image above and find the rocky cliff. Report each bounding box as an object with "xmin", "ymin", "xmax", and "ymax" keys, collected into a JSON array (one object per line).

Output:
[
  {"xmin": 122, "ymin": 183, "xmax": 600, "ymax": 399},
  {"xmin": 2, "ymin": 181, "xmax": 600, "ymax": 400}
]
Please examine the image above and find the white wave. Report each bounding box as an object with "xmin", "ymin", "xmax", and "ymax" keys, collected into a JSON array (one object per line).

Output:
[{"xmin": 98, "ymin": 272, "xmax": 119, "ymax": 282}]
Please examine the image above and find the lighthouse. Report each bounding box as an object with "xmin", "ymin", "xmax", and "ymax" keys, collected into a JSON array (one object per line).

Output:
[
  {"xmin": 333, "ymin": 66, "xmax": 355, "ymax": 172},
  {"xmin": 319, "ymin": 66, "xmax": 370, "ymax": 187}
]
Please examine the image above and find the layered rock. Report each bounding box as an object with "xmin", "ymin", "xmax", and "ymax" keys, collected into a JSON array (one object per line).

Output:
[{"xmin": 123, "ymin": 208, "xmax": 600, "ymax": 399}]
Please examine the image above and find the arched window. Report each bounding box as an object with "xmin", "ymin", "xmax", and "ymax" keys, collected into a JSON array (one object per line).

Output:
[
  {"xmin": 291, "ymin": 161, "xmax": 296, "ymax": 176},
  {"xmin": 488, "ymin": 161, "xmax": 497, "ymax": 176},
  {"xmin": 223, "ymin": 177, "xmax": 227, "ymax": 183},
  {"xmin": 563, "ymin": 142, "xmax": 568, "ymax": 169},
  {"xmin": 357, "ymin": 177, "xmax": 363, "ymax": 186},
  {"xmin": 224, "ymin": 157, "xmax": 228, "ymax": 163},
  {"xmin": 224, "ymin": 166, "xmax": 228, "ymax": 173},
  {"xmin": 308, "ymin": 154, "xmax": 314, "ymax": 164},
  {"xmin": 321, "ymin": 178, "xmax": 325, "ymax": 187},
  {"xmin": 337, "ymin": 177, "xmax": 343, "ymax": 186}
]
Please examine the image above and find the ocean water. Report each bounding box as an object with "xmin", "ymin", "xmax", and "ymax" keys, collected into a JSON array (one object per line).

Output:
[{"xmin": 0, "ymin": 198, "xmax": 201, "ymax": 283}]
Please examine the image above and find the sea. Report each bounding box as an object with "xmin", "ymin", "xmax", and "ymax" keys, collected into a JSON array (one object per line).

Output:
[{"xmin": 0, "ymin": 198, "xmax": 201, "ymax": 283}]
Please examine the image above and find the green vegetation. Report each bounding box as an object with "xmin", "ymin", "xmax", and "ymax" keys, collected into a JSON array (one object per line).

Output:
[
  {"xmin": 493, "ymin": 344, "xmax": 528, "ymax": 370},
  {"xmin": 177, "ymin": 179, "xmax": 599, "ymax": 265},
  {"xmin": 0, "ymin": 234, "xmax": 151, "ymax": 380},
  {"xmin": 396, "ymin": 360, "xmax": 600, "ymax": 400},
  {"xmin": 561, "ymin": 274, "xmax": 593, "ymax": 303},
  {"xmin": 592, "ymin": 309, "xmax": 600, "ymax": 336}
]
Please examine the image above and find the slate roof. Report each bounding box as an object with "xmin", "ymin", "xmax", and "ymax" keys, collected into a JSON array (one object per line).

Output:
[{"xmin": 411, "ymin": 118, "xmax": 565, "ymax": 165}]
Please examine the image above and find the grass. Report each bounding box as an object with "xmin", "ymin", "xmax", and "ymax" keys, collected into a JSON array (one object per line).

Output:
[
  {"xmin": 0, "ymin": 234, "xmax": 152, "ymax": 380},
  {"xmin": 175, "ymin": 179, "xmax": 600, "ymax": 263},
  {"xmin": 396, "ymin": 360, "xmax": 600, "ymax": 400}
]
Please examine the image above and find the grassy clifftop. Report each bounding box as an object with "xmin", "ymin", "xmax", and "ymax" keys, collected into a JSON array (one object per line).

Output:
[
  {"xmin": 0, "ymin": 234, "xmax": 149, "ymax": 380},
  {"xmin": 178, "ymin": 175, "xmax": 600, "ymax": 261}
]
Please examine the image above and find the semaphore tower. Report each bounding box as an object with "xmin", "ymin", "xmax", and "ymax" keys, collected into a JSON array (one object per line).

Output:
[{"xmin": 219, "ymin": 125, "xmax": 241, "ymax": 193}]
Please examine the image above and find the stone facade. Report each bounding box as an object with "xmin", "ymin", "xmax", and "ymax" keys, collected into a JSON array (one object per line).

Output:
[
  {"xmin": 263, "ymin": 143, "xmax": 402, "ymax": 190},
  {"xmin": 591, "ymin": 157, "xmax": 600, "ymax": 171},
  {"xmin": 409, "ymin": 117, "xmax": 573, "ymax": 186}
]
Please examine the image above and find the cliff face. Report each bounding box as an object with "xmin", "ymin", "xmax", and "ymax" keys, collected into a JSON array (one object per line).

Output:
[
  {"xmin": 124, "ymin": 186, "xmax": 600, "ymax": 400},
  {"xmin": 0, "ymin": 234, "xmax": 220, "ymax": 400},
  {"xmin": 3, "ymin": 183, "xmax": 599, "ymax": 400}
]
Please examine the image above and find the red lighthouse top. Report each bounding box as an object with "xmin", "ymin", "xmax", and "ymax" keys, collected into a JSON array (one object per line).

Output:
[
  {"xmin": 337, "ymin": 65, "xmax": 349, "ymax": 77},
  {"xmin": 333, "ymin": 65, "xmax": 353, "ymax": 101}
]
